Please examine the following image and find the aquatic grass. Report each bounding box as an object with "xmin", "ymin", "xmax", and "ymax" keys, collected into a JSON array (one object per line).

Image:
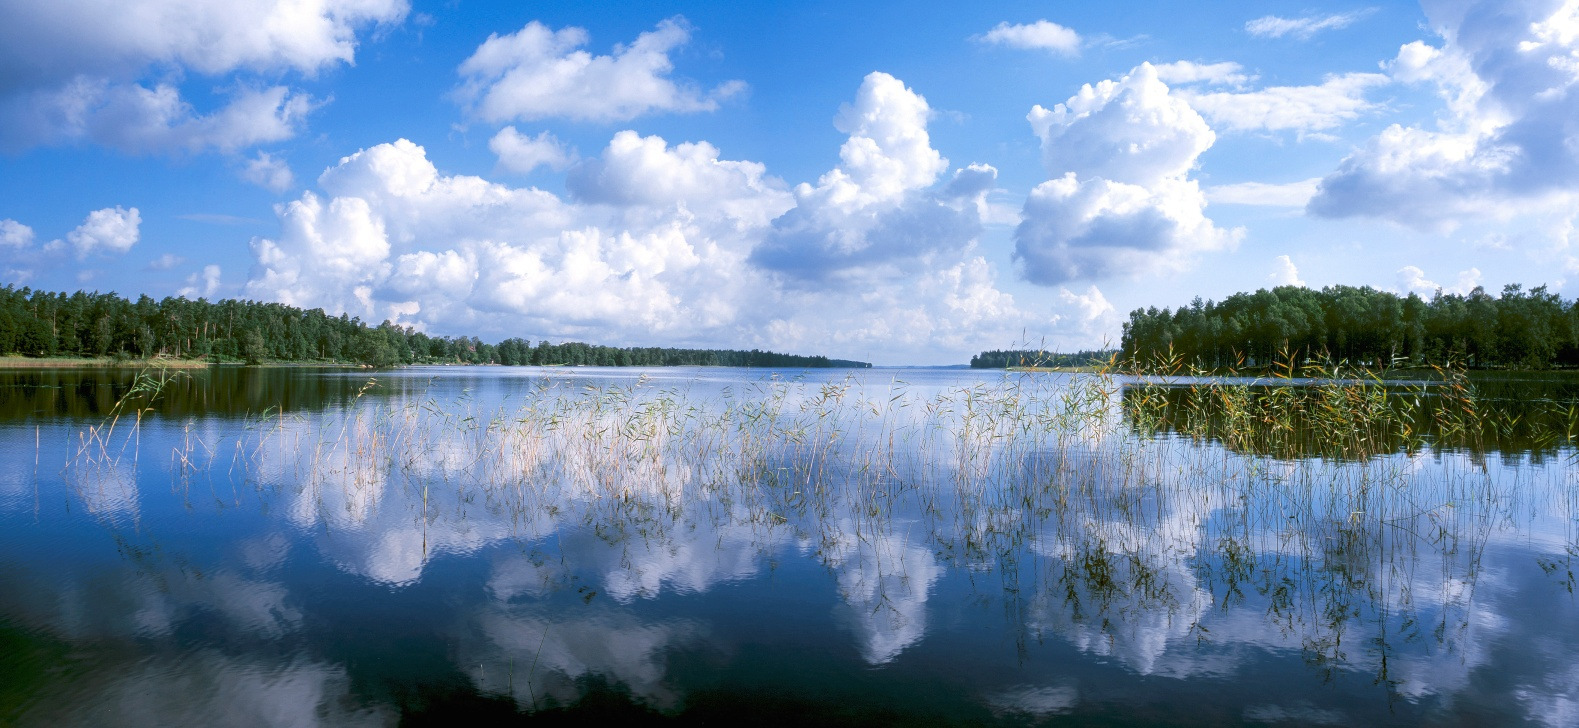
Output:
[
  {"xmin": 59, "ymin": 363, "xmax": 194, "ymax": 515},
  {"xmin": 50, "ymin": 361, "xmax": 1579, "ymax": 694},
  {"xmin": 68, "ymin": 365, "xmax": 188, "ymax": 467}
]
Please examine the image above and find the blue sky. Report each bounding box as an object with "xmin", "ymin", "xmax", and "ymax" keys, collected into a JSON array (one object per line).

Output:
[{"xmin": 1, "ymin": 0, "xmax": 1575, "ymax": 364}]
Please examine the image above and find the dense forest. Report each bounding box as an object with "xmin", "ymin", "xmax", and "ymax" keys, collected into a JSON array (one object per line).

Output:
[
  {"xmin": 1121, "ymin": 284, "xmax": 1579, "ymax": 370},
  {"xmin": 0, "ymin": 286, "xmax": 870, "ymax": 368},
  {"xmin": 970, "ymin": 349, "xmax": 1118, "ymax": 369}
]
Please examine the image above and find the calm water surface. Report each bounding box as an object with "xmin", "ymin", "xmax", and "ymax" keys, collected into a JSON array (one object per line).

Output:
[{"xmin": 1, "ymin": 366, "xmax": 1576, "ymax": 726}]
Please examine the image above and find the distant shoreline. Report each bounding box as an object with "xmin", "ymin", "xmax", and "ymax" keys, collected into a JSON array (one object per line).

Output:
[{"xmin": 1002, "ymin": 364, "xmax": 1579, "ymax": 380}]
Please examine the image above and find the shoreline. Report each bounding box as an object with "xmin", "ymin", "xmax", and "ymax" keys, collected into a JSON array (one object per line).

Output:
[
  {"xmin": 999, "ymin": 365, "xmax": 1579, "ymax": 380},
  {"xmin": 0, "ymin": 356, "xmax": 213, "ymax": 369},
  {"xmin": 0, "ymin": 357, "xmax": 877, "ymax": 371}
]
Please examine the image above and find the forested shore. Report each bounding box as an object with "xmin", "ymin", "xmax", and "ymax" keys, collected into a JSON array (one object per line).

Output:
[
  {"xmin": 0, "ymin": 286, "xmax": 870, "ymax": 368},
  {"xmin": 1119, "ymin": 284, "xmax": 1579, "ymax": 370}
]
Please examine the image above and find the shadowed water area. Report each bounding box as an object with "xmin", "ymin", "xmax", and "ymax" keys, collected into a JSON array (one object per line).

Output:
[{"xmin": 1, "ymin": 365, "xmax": 1576, "ymax": 726}]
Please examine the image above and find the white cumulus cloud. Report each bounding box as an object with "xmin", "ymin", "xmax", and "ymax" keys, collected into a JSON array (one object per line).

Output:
[
  {"xmin": 247, "ymin": 191, "xmax": 394, "ymax": 318},
  {"xmin": 0, "ymin": 0, "xmax": 404, "ymax": 154},
  {"xmin": 0, "ymin": 219, "xmax": 35, "ymax": 248},
  {"xmin": 1, "ymin": 82, "xmax": 312, "ymax": 154},
  {"xmin": 1310, "ymin": 0, "xmax": 1579, "ymax": 229},
  {"xmin": 243, "ymin": 76, "xmax": 1046, "ymax": 363},
  {"xmin": 244, "ymin": 136, "xmax": 755, "ymax": 338},
  {"xmin": 1397, "ymin": 265, "xmax": 1482, "ymax": 296},
  {"xmin": 1269, "ymin": 255, "xmax": 1306, "ymax": 287},
  {"xmin": 67, "ymin": 206, "xmax": 141, "ymax": 258},
  {"xmin": 974, "ymin": 20, "xmax": 1082, "ymax": 56},
  {"xmin": 454, "ymin": 17, "xmax": 744, "ymax": 124},
  {"xmin": 1054, "ymin": 285, "xmax": 1120, "ymax": 343},
  {"xmin": 1014, "ymin": 63, "xmax": 1241, "ymax": 285},
  {"xmin": 830, "ymin": 71, "xmax": 949, "ymax": 199},
  {"xmin": 567, "ymin": 130, "xmax": 791, "ymax": 226},
  {"xmin": 1028, "ymin": 64, "xmax": 1212, "ymax": 187},
  {"xmin": 0, "ymin": 0, "xmax": 407, "ymax": 83},
  {"xmin": 489, "ymin": 127, "xmax": 575, "ymax": 175},
  {"xmin": 750, "ymin": 72, "xmax": 990, "ymax": 282}
]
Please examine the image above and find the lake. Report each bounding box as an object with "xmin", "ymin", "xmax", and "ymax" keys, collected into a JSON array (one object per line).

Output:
[{"xmin": 1, "ymin": 365, "xmax": 1575, "ymax": 726}]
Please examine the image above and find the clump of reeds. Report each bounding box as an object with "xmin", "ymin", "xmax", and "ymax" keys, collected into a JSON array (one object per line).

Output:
[{"xmin": 1111, "ymin": 349, "xmax": 1510, "ymax": 461}]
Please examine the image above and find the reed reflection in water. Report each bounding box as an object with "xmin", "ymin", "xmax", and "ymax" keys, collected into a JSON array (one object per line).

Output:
[{"xmin": 3, "ymin": 365, "xmax": 1576, "ymax": 725}]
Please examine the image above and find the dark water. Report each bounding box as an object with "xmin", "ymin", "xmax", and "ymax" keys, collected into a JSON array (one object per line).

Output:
[{"xmin": 1, "ymin": 366, "xmax": 1576, "ymax": 726}]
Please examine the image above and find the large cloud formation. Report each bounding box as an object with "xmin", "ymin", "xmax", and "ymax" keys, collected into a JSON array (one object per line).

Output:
[
  {"xmin": 0, "ymin": 0, "xmax": 405, "ymax": 153},
  {"xmin": 1309, "ymin": 0, "xmax": 1579, "ymax": 229},
  {"xmin": 1013, "ymin": 63, "xmax": 1240, "ymax": 285},
  {"xmin": 245, "ymin": 73, "xmax": 1045, "ymax": 362}
]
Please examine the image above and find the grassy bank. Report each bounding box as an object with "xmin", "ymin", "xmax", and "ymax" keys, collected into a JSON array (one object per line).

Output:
[{"xmin": 0, "ymin": 356, "xmax": 212, "ymax": 369}]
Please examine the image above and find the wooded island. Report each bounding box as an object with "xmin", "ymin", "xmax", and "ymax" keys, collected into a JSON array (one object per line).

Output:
[
  {"xmin": 1118, "ymin": 284, "xmax": 1579, "ymax": 369},
  {"xmin": 969, "ymin": 349, "xmax": 1117, "ymax": 369},
  {"xmin": 967, "ymin": 284, "xmax": 1579, "ymax": 372}
]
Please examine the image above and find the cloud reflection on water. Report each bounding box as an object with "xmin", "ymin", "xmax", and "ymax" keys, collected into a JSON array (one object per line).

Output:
[
  {"xmin": 2, "ymin": 367, "xmax": 1578, "ymax": 721},
  {"xmin": 17, "ymin": 650, "xmax": 391, "ymax": 728}
]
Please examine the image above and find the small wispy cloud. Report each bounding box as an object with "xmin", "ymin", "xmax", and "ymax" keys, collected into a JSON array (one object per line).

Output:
[
  {"xmin": 147, "ymin": 253, "xmax": 185, "ymax": 270},
  {"xmin": 241, "ymin": 151, "xmax": 295, "ymax": 193},
  {"xmin": 1206, "ymin": 178, "xmax": 1321, "ymax": 207},
  {"xmin": 1087, "ymin": 33, "xmax": 1149, "ymax": 52},
  {"xmin": 178, "ymin": 264, "xmax": 222, "ymax": 298},
  {"xmin": 1152, "ymin": 61, "xmax": 1252, "ymax": 87},
  {"xmin": 1245, "ymin": 9, "xmax": 1375, "ymax": 40},
  {"xmin": 973, "ymin": 20, "xmax": 1082, "ymax": 56},
  {"xmin": 1181, "ymin": 72, "xmax": 1389, "ymax": 136}
]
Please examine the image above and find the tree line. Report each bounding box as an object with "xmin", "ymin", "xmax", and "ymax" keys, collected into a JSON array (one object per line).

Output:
[
  {"xmin": 970, "ymin": 349, "xmax": 1118, "ymax": 369},
  {"xmin": 0, "ymin": 286, "xmax": 870, "ymax": 368},
  {"xmin": 1120, "ymin": 284, "xmax": 1579, "ymax": 369}
]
